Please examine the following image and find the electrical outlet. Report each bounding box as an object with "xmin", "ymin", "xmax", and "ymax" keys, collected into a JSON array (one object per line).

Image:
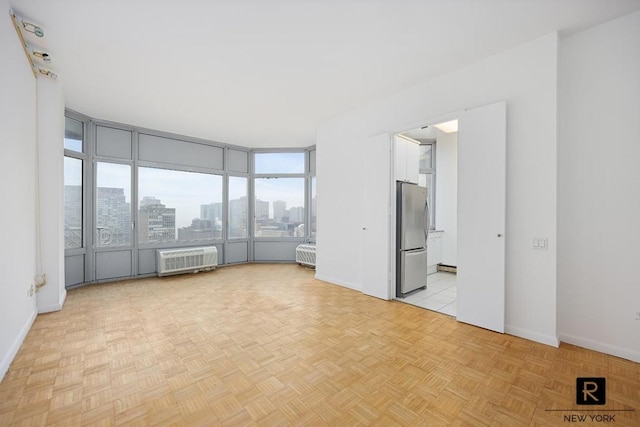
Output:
[{"xmin": 635, "ymin": 311, "xmax": 640, "ymax": 321}]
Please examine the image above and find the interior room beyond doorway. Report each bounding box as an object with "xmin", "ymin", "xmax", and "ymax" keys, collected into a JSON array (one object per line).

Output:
[{"xmin": 395, "ymin": 119, "xmax": 458, "ymax": 316}]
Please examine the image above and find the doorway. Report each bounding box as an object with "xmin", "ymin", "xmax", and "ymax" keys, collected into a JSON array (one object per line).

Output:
[
  {"xmin": 395, "ymin": 119, "xmax": 459, "ymax": 317},
  {"xmin": 390, "ymin": 101, "xmax": 507, "ymax": 333}
]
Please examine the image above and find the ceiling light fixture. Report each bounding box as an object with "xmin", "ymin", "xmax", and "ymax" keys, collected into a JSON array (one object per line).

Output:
[
  {"xmin": 9, "ymin": 10, "xmax": 58, "ymax": 80},
  {"xmin": 34, "ymin": 65, "xmax": 58, "ymax": 80},
  {"xmin": 27, "ymin": 45, "xmax": 52, "ymax": 62},
  {"xmin": 433, "ymin": 119, "xmax": 458, "ymax": 133},
  {"xmin": 21, "ymin": 19, "xmax": 44, "ymax": 37}
]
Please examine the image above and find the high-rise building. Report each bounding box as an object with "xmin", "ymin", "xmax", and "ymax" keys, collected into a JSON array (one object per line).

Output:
[
  {"xmin": 288, "ymin": 206, "xmax": 304, "ymax": 223},
  {"xmin": 96, "ymin": 187, "xmax": 131, "ymax": 246},
  {"xmin": 229, "ymin": 196, "xmax": 248, "ymax": 238},
  {"xmin": 255, "ymin": 199, "xmax": 269, "ymax": 220},
  {"xmin": 138, "ymin": 197, "xmax": 176, "ymax": 243},
  {"xmin": 273, "ymin": 200, "xmax": 286, "ymax": 222},
  {"xmin": 64, "ymin": 185, "xmax": 82, "ymax": 249},
  {"xmin": 200, "ymin": 203, "xmax": 223, "ymax": 233}
]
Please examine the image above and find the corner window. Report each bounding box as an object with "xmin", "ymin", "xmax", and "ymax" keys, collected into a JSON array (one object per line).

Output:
[
  {"xmin": 96, "ymin": 162, "xmax": 132, "ymax": 247},
  {"xmin": 254, "ymin": 178, "xmax": 305, "ymax": 238},
  {"xmin": 253, "ymin": 151, "xmax": 306, "ymax": 239}
]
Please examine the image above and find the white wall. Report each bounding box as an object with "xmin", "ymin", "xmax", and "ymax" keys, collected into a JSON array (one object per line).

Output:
[
  {"xmin": 0, "ymin": 0, "xmax": 39, "ymax": 380},
  {"xmin": 36, "ymin": 77, "xmax": 66, "ymax": 314},
  {"xmin": 317, "ymin": 33, "xmax": 558, "ymax": 346},
  {"xmin": 435, "ymin": 130, "xmax": 457, "ymax": 266},
  {"xmin": 558, "ymin": 11, "xmax": 640, "ymax": 362}
]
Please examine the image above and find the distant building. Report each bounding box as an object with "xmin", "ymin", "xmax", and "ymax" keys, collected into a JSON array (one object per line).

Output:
[
  {"xmin": 229, "ymin": 196, "xmax": 248, "ymax": 238},
  {"xmin": 255, "ymin": 199, "xmax": 269, "ymax": 220},
  {"xmin": 178, "ymin": 218, "xmax": 216, "ymax": 241},
  {"xmin": 138, "ymin": 197, "xmax": 176, "ymax": 243},
  {"xmin": 273, "ymin": 200, "xmax": 286, "ymax": 222},
  {"xmin": 64, "ymin": 185, "xmax": 82, "ymax": 248},
  {"xmin": 289, "ymin": 206, "xmax": 304, "ymax": 223},
  {"xmin": 96, "ymin": 187, "xmax": 131, "ymax": 246},
  {"xmin": 200, "ymin": 203, "xmax": 223, "ymax": 234}
]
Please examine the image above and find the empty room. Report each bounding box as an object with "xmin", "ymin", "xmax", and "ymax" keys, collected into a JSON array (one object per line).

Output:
[{"xmin": 1, "ymin": 0, "xmax": 639, "ymax": 425}]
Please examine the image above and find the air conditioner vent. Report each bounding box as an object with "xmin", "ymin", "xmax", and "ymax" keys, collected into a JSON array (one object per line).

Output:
[
  {"xmin": 157, "ymin": 246, "xmax": 218, "ymax": 277},
  {"xmin": 296, "ymin": 244, "xmax": 316, "ymax": 268}
]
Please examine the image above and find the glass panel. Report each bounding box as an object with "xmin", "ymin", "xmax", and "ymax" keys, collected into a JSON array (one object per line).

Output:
[
  {"xmin": 138, "ymin": 167, "xmax": 223, "ymax": 243},
  {"xmin": 419, "ymin": 173, "xmax": 435, "ymax": 229},
  {"xmin": 254, "ymin": 177, "xmax": 305, "ymax": 238},
  {"xmin": 311, "ymin": 176, "xmax": 317, "ymax": 240},
  {"xmin": 96, "ymin": 162, "xmax": 131, "ymax": 247},
  {"xmin": 228, "ymin": 176, "xmax": 248, "ymax": 239},
  {"xmin": 64, "ymin": 157, "xmax": 83, "ymax": 249},
  {"xmin": 419, "ymin": 144, "xmax": 432, "ymax": 170},
  {"xmin": 254, "ymin": 152, "xmax": 305, "ymax": 174},
  {"xmin": 64, "ymin": 117, "xmax": 83, "ymax": 152}
]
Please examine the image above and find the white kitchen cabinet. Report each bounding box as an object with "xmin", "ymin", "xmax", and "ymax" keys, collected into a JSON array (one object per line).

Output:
[
  {"xmin": 427, "ymin": 231, "xmax": 443, "ymax": 275},
  {"xmin": 394, "ymin": 135, "xmax": 419, "ymax": 184}
]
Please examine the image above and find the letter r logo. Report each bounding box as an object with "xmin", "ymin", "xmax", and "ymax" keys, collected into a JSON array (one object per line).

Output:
[{"xmin": 576, "ymin": 377, "xmax": 606, "ymax": 405}]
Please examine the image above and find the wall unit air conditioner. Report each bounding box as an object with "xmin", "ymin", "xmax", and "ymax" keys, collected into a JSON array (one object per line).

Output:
[
  {"xmin": 157, "ymin": 246, "xmax": 218, "ymax": 277},
  {"xmin": 295, "ymin": 244, "xmax": 316, "ymax": 268}
]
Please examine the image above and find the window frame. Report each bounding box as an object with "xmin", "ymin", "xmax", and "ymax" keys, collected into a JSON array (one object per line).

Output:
[
  {"xmin": 63, "ymin": 113, "xmax": 88, "ymax": 255},
  {"xmin": 251, "ymin": 149, "xmax": 307, "ymax": 242},
  {"xmin": 419, "ymin": 141, "xmax": 436, "ymax": 230},
  {"xmin": 136, "ymin": 164, "xmax": 225, "ymax": 246}
]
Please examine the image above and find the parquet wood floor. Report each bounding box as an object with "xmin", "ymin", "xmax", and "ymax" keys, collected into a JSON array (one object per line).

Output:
[{"xmin": 1, "ymin": 263, "xmax": 638, "ymax": 426}]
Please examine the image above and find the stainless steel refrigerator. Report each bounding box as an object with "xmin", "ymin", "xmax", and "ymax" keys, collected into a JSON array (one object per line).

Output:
[{"xmin": 396, "ymin": 182, "xmax": 429, "ymax": 297}]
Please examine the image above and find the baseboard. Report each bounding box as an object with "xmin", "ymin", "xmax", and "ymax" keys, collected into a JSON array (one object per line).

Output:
[
  {"xmin": 0, "ymin": 308, "xmax": 37, "ymax": 382},
  {"xmin": 37, "ymin": 288, "xmax": 67, "ymax": 314},
  {"xmin": 506, "ymin": 325, "xmax": 560, "ymax": 348},
  {"xmin": 558, "ymin": 332, "xmax": 640, "ymax": 363},
  {"xmin": 314, "ymin": 273, "xmax": 362, "ymax": 292}
]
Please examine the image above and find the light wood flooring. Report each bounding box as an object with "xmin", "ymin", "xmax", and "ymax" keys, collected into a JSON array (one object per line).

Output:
[{"xmin": 0, "ymin": 263, "xmax": 638, "ymax": 426}]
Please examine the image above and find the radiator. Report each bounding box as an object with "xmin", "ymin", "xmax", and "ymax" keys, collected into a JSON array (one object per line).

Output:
[
  {"xmin": 157, "ymin": 246, "xmax": 218, "ymax": 277},
  {"xmin": 296, "ymin": 244, "xmax": 316, "ymax": 268}
]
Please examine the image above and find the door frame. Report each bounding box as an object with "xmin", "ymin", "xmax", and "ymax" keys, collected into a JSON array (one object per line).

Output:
[
  {"xmin": 387, "ymin": 102, "xmax": 507, "ymax": 334},
  {"xmin": 388, "ymin": 111, "xmax": 460, "ymax": 301}
]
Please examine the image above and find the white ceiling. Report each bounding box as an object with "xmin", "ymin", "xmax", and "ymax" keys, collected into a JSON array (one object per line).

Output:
[{"xmin": 11, "ymin": 0, "xmax": 640, "ymax": 148}]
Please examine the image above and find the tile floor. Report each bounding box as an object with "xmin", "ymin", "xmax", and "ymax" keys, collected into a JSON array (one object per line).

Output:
[{"xmin": 397, "ymin": 272, "xmax": 457, "ymax": 317}]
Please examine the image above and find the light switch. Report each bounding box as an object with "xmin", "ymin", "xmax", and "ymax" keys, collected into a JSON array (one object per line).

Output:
[{"xmin": 533, "ymin": 237, "xmax": 548, "ymax": 250}]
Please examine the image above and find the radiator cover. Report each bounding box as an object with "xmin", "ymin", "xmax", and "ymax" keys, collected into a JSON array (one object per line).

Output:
[
  {"xmin": 295, "ymin": 244, "xmax": 316, "ymax": 268},
  {"xmin": 157, "ymin": 246, "xmax": 218, "ymax": 277}
]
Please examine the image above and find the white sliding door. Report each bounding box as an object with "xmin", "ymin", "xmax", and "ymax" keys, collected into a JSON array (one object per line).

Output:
[
  {"xmin": 457, "ymin": 101, "xmax": 506, "ymax": 333},
  {"xmin": 361, "ymin": 133, "xmax": 392, "ymax": 300}
]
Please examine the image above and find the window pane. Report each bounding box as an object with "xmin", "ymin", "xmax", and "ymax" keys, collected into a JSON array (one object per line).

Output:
[
  {"xmin": 64, "ymin": 157, "xmax": 82, "ymax": 249},
  {"xmin": 228, "ymin": 176, "xmax": 248, "ymax": 239},
  {"xmin": 255, "ymin": 152, "xmax": 305, "ymax": 174},
  {"xmin": 255, "ymin": 178, "xmax": 304, "ymax": 238},
  {"xmin": 96, "ymin": 162, "xmax": 131, "ymax": 247},
  {"xmin": 64, "ymin": 117, "xmax": 83, "ymax": 152},
  {"xmin": 419, "ymin": 144, "xmax": 432, "ymax": 170},
  {"xmin": 419, "ymin": 173, "xmax": 435, "ymax": 229},
  {"xmin": 311, "ymin": 177, "xmax": 317, "ymax": 240},
  {"xmin": 138, "ymin": 167, "xmax": 223, "ymax": 243}
]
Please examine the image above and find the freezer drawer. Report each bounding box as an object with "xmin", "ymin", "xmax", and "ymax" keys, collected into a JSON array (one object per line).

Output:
[{"xmin": 400, "ymin": 249, "xmax": 428, "ymax": 295}]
